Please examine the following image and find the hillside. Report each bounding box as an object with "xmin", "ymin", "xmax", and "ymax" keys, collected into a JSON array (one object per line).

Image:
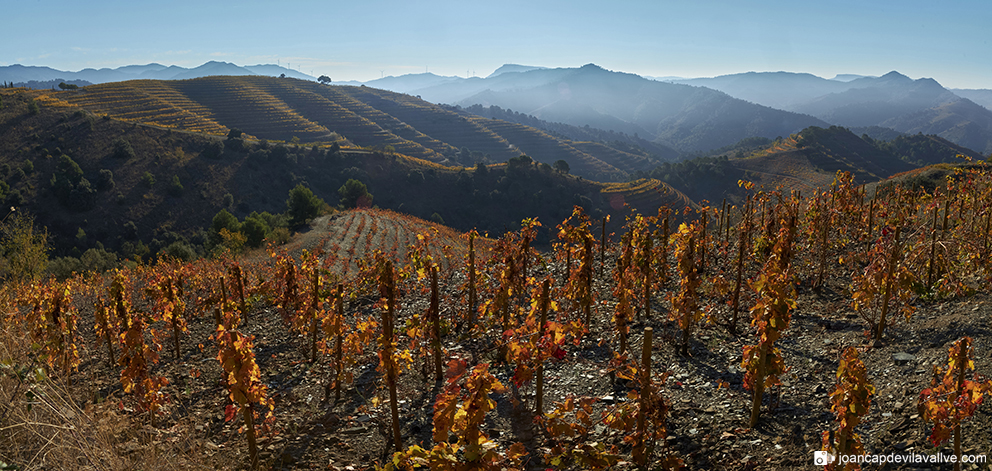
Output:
[
  {"xmin": 796, "ymin": 73, "xmax": 960, "ymax": 127},
  {"xmin": 0, "ymin": 87, "xmax": 692, "ymax": 260},
  {"xmin": 33, "ymin": 76, "xmax": 664, "ymax": 181},
  {"xmin": 880, "ymin": 99, "xmax": 992, "ymax": 156},
  {"xmin": 275, "ymin": 209, "xmax": 492, "ymax": 278},
  {"xmin": 637, "ymin": 126, "xmax": 981, "ymax": 206}
]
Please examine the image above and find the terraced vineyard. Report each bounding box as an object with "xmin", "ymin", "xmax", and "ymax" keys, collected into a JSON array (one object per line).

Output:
[
  {"xmin": 44, "ymin": 79, "xmax": 230, "ymax": 135},
  {"xmin": 171, "ymin": 77, "xmax": 331, "ymax": 142},
  {"xmin": 570, "ymin": 141, "xmax": 659, "ymax": 175},
  {"xmin": 281, "ymin": 209, "xmax": 490, "ymax": 277},
  {"xmin": 741, "ymin": 128, "xmax": 916, "ymax": 186},
  {"xmin": 37, "ymin": 76, "xmax": 664, "ymax": 181},
  {"xmin": 600, "ymin": 178, "xmax": 694, "ymax": 214},
  {"xmin": 333, "ymin": 87, "xmax": 520, "ymax": 163},
  {"xmin": 467, "ymin": 116, "xmax": 626, "ymax": 180}
]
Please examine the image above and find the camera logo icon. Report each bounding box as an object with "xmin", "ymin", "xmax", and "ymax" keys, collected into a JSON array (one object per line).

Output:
[{"xmin": 814, "ymin": 451, "xmax": 836, "ymax": 465}]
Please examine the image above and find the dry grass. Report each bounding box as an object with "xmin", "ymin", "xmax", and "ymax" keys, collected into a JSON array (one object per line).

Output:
[{"xmin": 0, "ymin": 323, "xmax": 212, "ymax": 471}]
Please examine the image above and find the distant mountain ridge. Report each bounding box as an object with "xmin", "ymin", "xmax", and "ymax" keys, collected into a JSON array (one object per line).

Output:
[
  {"xmin": 0, "ymin": 61, "xmax": 314, "ymax": 85},
  {"xmin": 411, "ymin": 64, "xmax": 829, "ymax": 153},
  {"xmin": 7, "ymin": 61, "xmax": 991, "ymax": 154},
  {"xmin": 666, "ymin": 70, "xmax": 992, "ymax": 155}
]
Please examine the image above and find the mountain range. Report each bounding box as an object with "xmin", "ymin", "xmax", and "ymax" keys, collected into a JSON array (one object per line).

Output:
[
  {"xmin": 4, "ymin": 61, "xmax": 992, "ymax": 155},
  {"xmin": 0, "ymin": 61, "xmax": 314, "ymax": 85},
  {"xmin": 358, "ymin": 65, "xmax": 992, "ymax": 155}
]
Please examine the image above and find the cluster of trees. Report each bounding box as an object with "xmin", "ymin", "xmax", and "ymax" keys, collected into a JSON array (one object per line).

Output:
[{"xmin": 208, "ymin": 183, "xmax": 328, "ymax": 253}]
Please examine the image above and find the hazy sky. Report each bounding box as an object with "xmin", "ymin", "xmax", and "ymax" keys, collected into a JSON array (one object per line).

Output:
[{"xmin": 4, "ymin": 0, "xmax": 990, "ymax": 88}]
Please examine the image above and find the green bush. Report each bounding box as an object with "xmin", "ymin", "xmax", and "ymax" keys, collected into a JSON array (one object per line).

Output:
[
  {"xmin": 161, "ymin": 241, "xmax": 197, "ymax": 262},
  {"xmin": 242, "ymin": 214, "xmax": 271, "ymax": 248},
  {"xmin": 97, "ymin": 169, "xmax": 115, "ymax": 191},
  {"xmin": 169, "ymin": 175, "xmax": 184, "ymax": 197},
  {"xmin": 268, "ymin": 227, "xmax": 291, "ymax": 245},
  {"xmin": 111, "ymin": 137, "xmax": 136, "ymax": 160},
  {"xmin": 287, "ymin": 184, "xmax": 325, "ymax": 226},
  {"xmin": 337, "ymin": 178, "xmax": 372, "ymax": 209},
  {"xmin": 202, "ymin": 140, "xmax": 224, "ymax": 159}
]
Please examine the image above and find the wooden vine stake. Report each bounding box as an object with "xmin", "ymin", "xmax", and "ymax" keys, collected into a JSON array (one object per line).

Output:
[
  {"xmin": 815, "ymin": 193, "xmax": 830, "ymax": 292},
  {"xmin": 927, "ymin": 206, "xmax": 939, "ymax": 288},
  {"xmin": 308, "ymin": 267, "xmax": 321, "ymax": 363},
  {"xmin": 94, "ymin": 299, "xmax": 116, "ymax": 369},
  {"xmin": 535, "ymin": 278, "xmax": 551, "ymax": 416},
  {"xmin": 635, "ymin": 327, "xmax": 653, "ymax": 468},
  {"xmin": 600, "ymin": 216, "xmax": 608, "ymax": 279},
  {"xmin": 467, "ymin": 230, "xmax": 477, "ymax": 332},
  {"xmin": 582, "ymin": 235, "xmax": 594, "ymax": 325},
  {"xmin": 430, "ymin": 266, "xmax": 442, "ymax": 383},
  {"xmin": 874, "ymin": 226, "xmax": 901, "ymax": 342},
  {"xmin": 642, "ymin": 230, "xmax": 653, "ymax": 319},
  {"xmin": 729, "ymin": 196, "xmax": 750, "ymax": 337},
  {"xmin": 660, "ymin": 215, "xmax": 669, "ymax": 286},
  {"xmin": 333, "ymin": 284, "xmax": 345, "ymax": 403},
  {"xmin": 379, "ymin": 259, "xmax": 403, "ymax": 452}
]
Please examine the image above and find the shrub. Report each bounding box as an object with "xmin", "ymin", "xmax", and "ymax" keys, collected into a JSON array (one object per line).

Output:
[
  {"xmin": 268, "ymin": 227, "xmax": 291, "ymax": 245},
  {"xmin": 0, "ymin": 212, "xmax": 49, "ymax": 282},
  {"xmin": 210, "ymin": 209, "xmax": 241, "ymax": 243},
  {"xmin": 47, "ymin": 256, "xmax": 83, "ymax": 279},
  {"xmin": 96, "ymin": 169, "xmax": 115, "ymax": 191},
  {"xmin": 161, "ymin": 241, "xmax": 197, "ymax": 262},
  {"xmin": 80, "ymin": 247, "xmax": 118, "ymax": 273},
  {"xmin": 123, "ymin": 221, "xmax": 138, "ymax": 239},
  {"xmin": 6, "ymin": 189, "xmax": 23, "ymax": 207},
  {"xmin": 202, "ymin": 140, "xmax": 224, "ymax": 159},
  {"xmin": 337, "ymin": 179, "xmax": 372, "ymax": 209},
  {"xmin": 287, "ymin": 184, "xmax": 325, "ymax": 226},
  {"xmin": 169, "ymin": 175, "xmax": 184, "ymax": 197},
  {"xmin": 141, "ymin": 172, "xmax": 155, "ymax": 188},
  {"xmin": 111, "ymin": 137, "xmax": 136, "ymax": 160},
  {"xmin": 242, "ymin": 214, "xmax": 271, "ymax": 248}
]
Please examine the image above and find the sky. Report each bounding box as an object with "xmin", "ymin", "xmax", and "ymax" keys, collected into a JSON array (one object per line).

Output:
[{"xmin": 3, "ymin": 0, "xmax": 991, "ymax": 89}]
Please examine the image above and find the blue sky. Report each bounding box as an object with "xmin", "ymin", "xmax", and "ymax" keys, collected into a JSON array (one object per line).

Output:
[{"xmin": 4, "ymin": 0, "xmax": 990, "ymax": 88}]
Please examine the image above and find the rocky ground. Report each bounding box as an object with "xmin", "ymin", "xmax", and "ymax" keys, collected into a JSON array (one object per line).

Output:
[{"xmin": 62, "ymin": 249, "xmax": 992, "ymax": 471}]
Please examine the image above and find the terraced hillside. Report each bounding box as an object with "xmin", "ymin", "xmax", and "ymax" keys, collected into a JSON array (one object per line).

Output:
[
  {"xmin": 0, "ymin": 88, "xmax": 696, "ymax": 258},
  {"xmin": 39, "ymin": 76, "xmax": 665, "ymax": 181},
  {"xmin": 281, "ymin": 209, "xmax": 492, "ymax": 278},
  {"xmin": 733, "ymin": 127, "xmax": 919, "ymax": 190},
  {"xmin": 600, "ymin": 178, "xmax": 694, "ymax": 215}
]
